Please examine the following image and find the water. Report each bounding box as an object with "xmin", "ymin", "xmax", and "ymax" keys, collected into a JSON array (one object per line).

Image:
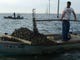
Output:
[
  {"xmin": 1, "ymin": 51, "xmax": 80, "ymax": 60},
  {"xmin": 0, "ymin": 13, "xmax": 80, "ymax": 34},
  {"xmin": 0, "ymin": 13, "xmax": 80, "ymax": 60}
]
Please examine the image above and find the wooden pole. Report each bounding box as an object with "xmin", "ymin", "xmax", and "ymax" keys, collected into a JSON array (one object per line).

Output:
[
  {"xmin": 2, "ymin": 35, "xmax": 31, "ymax": 45},
  {"xmin": 57, "ymin": 0, "xmax": 60, "ymax": 18},
  {"xmin": 36, "ymin": 19, "xmax": 80, "ymax": 22},
  {"xmin": 49, "ymin": 0, "xmax": 50, "ymax": 19},
  {"xmin": 32, "ymin": 9, "xmax": 39, "ymax": 34}
]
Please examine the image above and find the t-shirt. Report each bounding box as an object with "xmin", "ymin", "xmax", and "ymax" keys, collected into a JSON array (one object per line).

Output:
[{"xmin": 63, "ymin": 7, "xmax": 74, "ymax": 20}]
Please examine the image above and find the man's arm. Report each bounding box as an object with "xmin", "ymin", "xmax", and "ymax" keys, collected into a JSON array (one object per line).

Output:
[
  {"xmin": 61, "ymin": 11, "xmax": 66, "ymax": 20},
  {"xmin": 72, "ymin": 11, "xmax": 77, "ymax": 21}
]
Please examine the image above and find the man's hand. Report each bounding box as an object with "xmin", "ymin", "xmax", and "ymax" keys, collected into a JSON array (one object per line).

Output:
[{"xmin": 74, "ymin": 18, "xmax": 77, "ymax": 22}]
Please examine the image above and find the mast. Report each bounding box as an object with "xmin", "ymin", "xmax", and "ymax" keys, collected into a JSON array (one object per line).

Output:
[
  {"xmin": 49, "ymin": 0, "xmax": 50, "ymax": 19},
  {"xmin": 57, "ymin": 0, "xmax": 60, "ymax": 18}
]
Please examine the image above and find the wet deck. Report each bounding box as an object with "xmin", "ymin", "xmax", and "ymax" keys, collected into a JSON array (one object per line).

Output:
[{"xmin": 46, "ymin": 34, "xmax": 80, "ymax": 44}]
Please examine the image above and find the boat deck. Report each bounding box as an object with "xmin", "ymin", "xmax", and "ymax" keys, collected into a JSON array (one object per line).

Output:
[
  {"xmin": 0, "ymin": 33, "xmax": 80, "ymax": 45},
  {"xmin": 46, "ymin": 34, "xmax": 80, "ymax": 44}
]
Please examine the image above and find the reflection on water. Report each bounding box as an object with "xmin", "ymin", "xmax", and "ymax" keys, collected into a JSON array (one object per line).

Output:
[
  {"xmin": 0, "ymin": 50, "xmax": 80, "ymax": 60},
  {"xmin": 0, "ymin": 56, "xmax": 35, "ymax": 60}
]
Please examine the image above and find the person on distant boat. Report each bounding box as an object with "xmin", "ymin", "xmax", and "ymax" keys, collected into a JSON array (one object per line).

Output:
[
  {"xmin": 61, "ymin": 1, "xmax": 77, "ymax": 41},
  {"xmin": 13, "ymin": 12, "xmax": 16, "ymax": 18}
]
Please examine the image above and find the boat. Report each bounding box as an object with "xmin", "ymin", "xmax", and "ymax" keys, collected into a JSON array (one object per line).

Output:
[
  {"xmin": 4, "ymin": 16, "xmax": 24, "ymax": 19},
  {"xmin": 4, "ymin": 12, "xmax": 24, "ymax": 19},
  {"xmin": 0, "ymin": 33, "xmax": 80, "ymax": 56},
  {"xmin": 0, "ymin": 1, "xmax": 80, "ymax": 56},
  {"xmin": 0, "ymin": 8, "xmax": 80, "ymax": 56},
  {"xmin": 0, "ymin": 17, "xmax": 80, "ymax": 56}
]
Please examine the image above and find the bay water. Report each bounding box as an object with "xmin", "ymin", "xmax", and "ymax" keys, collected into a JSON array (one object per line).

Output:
[{"xmin": 0, "ymin": 13, "xmax": 80, "ymax": 34}]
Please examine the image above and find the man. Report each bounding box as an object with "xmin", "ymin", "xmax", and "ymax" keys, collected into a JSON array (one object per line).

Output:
[{"xmin": 61, "ymin": 1, "xmax": 77, "ymax": 41}]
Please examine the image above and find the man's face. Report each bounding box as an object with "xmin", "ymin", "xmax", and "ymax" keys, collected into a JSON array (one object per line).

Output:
[{"xmin": 67, "ymin": 3, "xmax": 71, "ymax": 7}]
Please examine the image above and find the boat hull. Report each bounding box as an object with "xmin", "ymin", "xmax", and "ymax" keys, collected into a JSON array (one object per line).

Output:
[
  {"xmin": 0, "ymin": 42, "xmax": 80, "ymax": 56},
  {"xmin": 4, "ymin": 17, "xmax": 23, "ymax": 19}
]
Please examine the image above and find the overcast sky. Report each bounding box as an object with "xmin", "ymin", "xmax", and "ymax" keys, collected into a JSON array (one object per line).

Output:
[{"xmin": 0, "ymin": 0, "xmax": 79, "ymax": 13}]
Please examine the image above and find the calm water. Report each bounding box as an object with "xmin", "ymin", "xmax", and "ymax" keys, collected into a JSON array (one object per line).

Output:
[
  {"xmin": 1, "ymin": 50, "xmax": 80, "ymax": 60},
  {"xmin": 0, "ymin": 13, "xmax": 80, "ymax": 60},
  {"xmin": 0, "ymin": 13, "xmax": 80, "ymax": 34}
]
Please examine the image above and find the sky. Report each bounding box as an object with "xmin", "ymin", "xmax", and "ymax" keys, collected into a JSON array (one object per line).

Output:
[{"xmin": 0, "ymin": 0, "xmax": 79, "ymax": 13}]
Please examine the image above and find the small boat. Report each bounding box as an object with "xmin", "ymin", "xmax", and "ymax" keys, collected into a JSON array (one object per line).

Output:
[
  {"xmin": 4, "ymin": 16, "xmax": 24, "ymax": 19},
  {"xmin": 4, "ymin": 12, "xmax": 24, "ymax": 19}
]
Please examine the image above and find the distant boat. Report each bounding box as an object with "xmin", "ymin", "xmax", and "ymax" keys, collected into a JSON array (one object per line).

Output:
[{"xmin": 4, "ymin": 13, "xmax": 24, "ymax": 19}]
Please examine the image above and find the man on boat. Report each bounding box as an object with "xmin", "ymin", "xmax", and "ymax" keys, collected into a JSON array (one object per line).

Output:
[{"xmin": 61, "ymin": 1, "xmax": 77, "ymax": 41}]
